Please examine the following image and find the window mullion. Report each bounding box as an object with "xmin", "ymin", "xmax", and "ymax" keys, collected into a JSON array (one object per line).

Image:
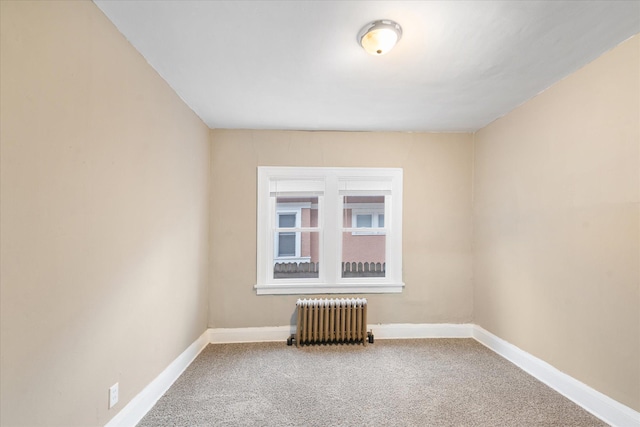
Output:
[{"xmin": 323, "ymin": 175, "xmax": 339, "ymax": 284}]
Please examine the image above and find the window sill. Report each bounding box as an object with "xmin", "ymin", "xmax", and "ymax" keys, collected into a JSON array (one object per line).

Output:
[{"xmin": 254, "ymin": 282, "xmax": 404, "ymax": 295}]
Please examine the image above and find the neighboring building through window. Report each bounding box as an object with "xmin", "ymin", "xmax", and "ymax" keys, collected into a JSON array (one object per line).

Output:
[
  {"xmin": 256, "ymin": 167, "xmax": 403, "ymax": 295},
  {"xmin": 347, "ymin": 198, "xmax": 385, "ymax": 236},
  {"xmin": 274, "ymin": 200, "xmax": 317, "ymax": 267}
]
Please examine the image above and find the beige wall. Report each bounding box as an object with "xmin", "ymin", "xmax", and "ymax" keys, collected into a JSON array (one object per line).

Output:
[
  {"xmin": 209, "ymin": 130, "xmax": 474, "ymax": 328},
  {"xmin": 0, "ymin": 1, "xmax": 210, "ymax": 426},
  {"xmin": 473, "ymin": 35, "xmax": 639, "ymax": 411}
]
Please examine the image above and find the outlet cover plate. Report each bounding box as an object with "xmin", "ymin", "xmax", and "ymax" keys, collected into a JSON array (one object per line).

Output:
[{"xmin": 109, "ymin": 383, "xmax": 119, "ymax": 408}]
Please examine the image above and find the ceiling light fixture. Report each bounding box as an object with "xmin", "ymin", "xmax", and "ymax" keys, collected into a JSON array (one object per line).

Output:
[{"xmin": 357, "ymin": 19, "xmax": 402, "ymax": 56}]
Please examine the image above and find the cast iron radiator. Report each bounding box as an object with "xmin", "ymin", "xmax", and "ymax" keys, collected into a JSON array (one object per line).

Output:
[{"xmin": 287, "ymin": 298, "xmax": 374, "ymax": 347}]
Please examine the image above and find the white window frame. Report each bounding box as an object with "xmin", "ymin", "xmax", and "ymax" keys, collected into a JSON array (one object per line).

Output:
[{"xmin": 256, "ymin": 167, "xmax": 403, "ymax": 295}]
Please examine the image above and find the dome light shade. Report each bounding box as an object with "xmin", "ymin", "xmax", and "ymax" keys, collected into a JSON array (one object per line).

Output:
[{"xmin": 357, "ymin": 20, "xmax": 402, "ymax": 55}]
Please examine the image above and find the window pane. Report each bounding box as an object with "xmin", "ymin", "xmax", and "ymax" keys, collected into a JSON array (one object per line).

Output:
[
  {"xmin": 341, "ymin": 232, "xmax": 385, "ymax": 278},
  {"xmin": 279, "ymin": 214, "xmax": 296, "ymax": 228},
  {"xmin": 274, "ymin": 231, "xmax": 319, "ymax": 279},
  {"xmin": 378, "ymin": 214, "xmax": 384, "ymax": 227},
  {"xmin": 278, "ymin": 232, "xmax": 295, "ymax": 256},
  {"xmin": 356, "ymin": 214, "xmax": 372, "ymax": 228}
]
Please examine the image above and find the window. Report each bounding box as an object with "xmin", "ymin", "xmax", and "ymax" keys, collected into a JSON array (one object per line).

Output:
[
  {"xmin": 256, "ymin": 167, "xmax": 403, "ymax": 295},
  {"xmin": 348, "ymin": 199, "xmax": 385, "ymax": 235},
  {"xmin": 277, "ymin": 213, "xmax": 296, "ymax": 257}
]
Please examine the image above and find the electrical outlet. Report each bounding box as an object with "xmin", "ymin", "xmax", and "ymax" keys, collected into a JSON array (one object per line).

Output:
[{"xmin": 109, "ymin": 383, "xmax": 119, "ymax": 409}]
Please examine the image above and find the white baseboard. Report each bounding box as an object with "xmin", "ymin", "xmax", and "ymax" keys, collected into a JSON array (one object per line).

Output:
[
  {"xmin": 370, "ymin": 323, "xmax": 473, "ymax": 339},
  {"xmin": 105, "ymin": 324, "xmax": 640, "ymax": 427},
  {"xmin": 209, "ymin": 326, "xmax": 293, "ymax": 343},
  {"xmin": 472, "ymin": 325, "xmax": 640, "ymax": 427},
  {"xmin": 105, "ymin": 330, "xmax": 209, "ymax": 427}
]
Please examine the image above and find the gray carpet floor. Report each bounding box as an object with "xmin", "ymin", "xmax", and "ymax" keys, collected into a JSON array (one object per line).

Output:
[{"xmin": 137, "ymin": 339, "xmax": 607, "ymax": 426}]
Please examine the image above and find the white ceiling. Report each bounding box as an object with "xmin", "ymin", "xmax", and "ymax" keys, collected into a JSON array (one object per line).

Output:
[{"xmin": 94, "ymin": 1, "xmax": 639, "ymax": 132}]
